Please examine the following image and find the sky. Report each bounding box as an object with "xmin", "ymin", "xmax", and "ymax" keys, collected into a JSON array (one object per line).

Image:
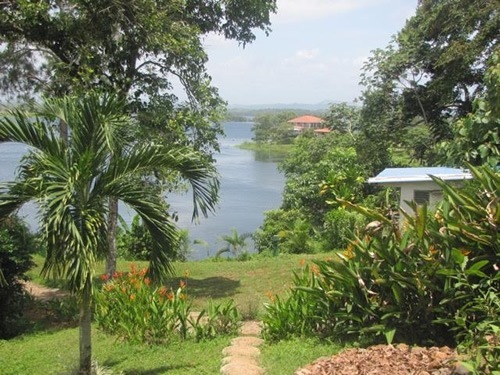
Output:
[{"xmin": 202, "ymin": 0, "xmax": 417, "ymax": 106}]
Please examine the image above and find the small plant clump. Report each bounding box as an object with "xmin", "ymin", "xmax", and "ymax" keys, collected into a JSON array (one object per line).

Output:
[{"xmin": 94, "ymin": 264, "xmax": 241, "ymax": 344}]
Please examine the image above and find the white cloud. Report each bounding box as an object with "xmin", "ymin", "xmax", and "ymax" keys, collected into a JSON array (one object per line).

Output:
[
  {"xmin": 295, "ymin": 48, "xmax": 320, "ymax": 60},
  {"xmin": 273, "ymin": 0, "xmax": 388, "ymax": 23}
]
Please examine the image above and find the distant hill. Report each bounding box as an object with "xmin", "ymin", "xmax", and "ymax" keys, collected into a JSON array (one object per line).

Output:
[{"xmin": 228, "ymin": 100, "xmax": 336, "ymax": 111}]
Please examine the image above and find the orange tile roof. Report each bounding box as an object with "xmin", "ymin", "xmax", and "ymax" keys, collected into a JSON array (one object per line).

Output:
[{"xmin": 287, "ymin": 115, "xmax": 324, "ymax": 124}]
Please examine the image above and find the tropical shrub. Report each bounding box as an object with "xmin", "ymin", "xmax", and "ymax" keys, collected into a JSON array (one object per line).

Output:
[
  {"xmin": 263, "ymin": 165, "xmax": 499, "ymax": 368},
  {"xmin": 117, "ymin": 216, "xmax": 154, "ymax": 260},
  {"xmin": 0, "ymin": 215, "xmax": 36, "ymax": 338},
  {"xmin": 94, "ymin": 264, "xmax": 240, "ymax": 344},
  {"xmin": 215, "ymin": 229, "xmax": 252, "ymax": 259},
  {"xmin": 118, "ymin": 216, "xmax": 192, "ymax": 261},
  {"xmin": 322, "ymin": 208, "xmax": 367, "ymax": 249}
]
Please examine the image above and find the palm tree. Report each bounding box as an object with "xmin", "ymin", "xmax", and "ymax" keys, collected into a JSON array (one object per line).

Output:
[
  {"xmin": 0, "ymin": 93, "xmax": 218, "ymax": 374},
  {"xmin": 215, "ymin": 229, "xmax": 252, "ymax": 258}
]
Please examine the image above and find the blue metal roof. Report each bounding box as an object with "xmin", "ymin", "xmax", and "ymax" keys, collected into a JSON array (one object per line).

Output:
[{"xmin": 368, "ymin": 167, "xmax": 473, "ymax": 184}]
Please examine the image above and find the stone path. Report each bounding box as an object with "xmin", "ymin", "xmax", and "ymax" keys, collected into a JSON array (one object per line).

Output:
[
  {"xmin": 220, "ymin": 320, "xmax": 266, "ymax": 375},
  {"xmin": 23, "ymin": 280, "xmax": 68, "ymax": 301},
  {"xmin": 24, "ymin": 281, "xmax": 268, "ymax": 374}
]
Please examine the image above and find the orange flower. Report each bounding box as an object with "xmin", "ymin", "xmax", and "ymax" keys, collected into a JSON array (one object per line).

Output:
[
  {"xmin": 299, "ymin": 259, "xmax": 306, "ymax": 267},
  {"xmin": 104, "ymin": 284, "xmax": 114, "ymax": 292},
  {"xmin": 100, "ymin": 274, "xmax": 109, "ymax": 282},
  {"xmin": 179, "ymin": 280, "xmax": 186, "ymax": 289},
  {"xmin": 265, "ymin": 291, "xmax": 276, "ymax": 302},
  {"xmin": 113, "ymin": 271, "xmax": 120, "ymax": 279},
  {"xmin": 130, "ymin": 263, "xmax": 137, "ymax": 274},
  {"xmin": 343, "ymin": 244, "xmax": 355, "ymax": 260},
  {"xmin": 460, "ymin": 248, "xmax": 471, "ymax": 256},
  {"xmin": 167, "ymin": 292, "xmax": 174, "ymax": 301},
  {"xmin": 144, "ymin": 277, "xmax": 151, "ymax": 286},
  {"xmin": 184, "ymin": 270, "xmax": 190, "ymax": 278},
  {"xmin": 158, "ymin": 286, "xmax": 168, "ymax": 296},
  {"xmin": 311, "ymin": 264, "xmax": 320, "ymax": 275},
  {"xmin": 129, "ymin": 294, "xmax": 136, "ymax": 301},
  {"xmin": 429, "ymin": 245, "xmax": 439, "ymax": 255}
]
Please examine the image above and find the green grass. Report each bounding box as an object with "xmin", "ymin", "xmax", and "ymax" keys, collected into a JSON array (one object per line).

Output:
[
  {"xmin": 237, "ymin": 141, "xmax": 292, "ymax": 161},
  {"xmin": 28, "ymin": 252, "xmax": 337, "ymax": 317},
  {"xmin": 19, "ymin": 252, "xmax": 341, "ymax": 374},
  {"xmin": 0, "ymin": 327, "xmax": 230, "ymax": 375},
  {"xmin": 261, "ymin": 338, "xmax": 342, "ymax": 375}
]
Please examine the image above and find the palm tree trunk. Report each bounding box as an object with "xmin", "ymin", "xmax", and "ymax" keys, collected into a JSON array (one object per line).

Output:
[
  {"xmin": 105, "ymin": 197, "xmax": 118, "ymax": 278},
  {"xmin": 79, "ymin": 278, "xmax": 92, "ymax": 375}
]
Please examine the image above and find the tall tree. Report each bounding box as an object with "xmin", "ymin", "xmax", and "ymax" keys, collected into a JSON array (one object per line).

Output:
[
  {"xmin": 438, "ymin": 49, "xmax": 500, "ymax": 167},
  {"xmin": 0, "ymin": 92, "xmax": 219, "ymax": 374},
  {"xmin": 360, "ymin": 0, "xmax": 499, "ymax": 163},
  {"xmin": 323, "ymin": 102, "xmax": 360, "ymax": 137},
  {"xmin": 0, "ymin": 0, "xmax": 277, "ymax": 275}
]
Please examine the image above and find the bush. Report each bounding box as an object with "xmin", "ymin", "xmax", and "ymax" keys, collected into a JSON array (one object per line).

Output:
[
  {"xmin": 322, "ymin": 208, "xmax": 367, "ymax": 249},
  {"xmin": 263, "ymin": 165, "xmax": 499, "ymax": 372},
  {"xmin": 118, "ymin": 216, "xmax": 190, "ymax": 261},
  {"xmin": 0, "ymin": 215, "xmax": 36, "ymax": 339},
  {"xmin": 94, "ymin": 264, "xmax": 241, "ymax": 344}
]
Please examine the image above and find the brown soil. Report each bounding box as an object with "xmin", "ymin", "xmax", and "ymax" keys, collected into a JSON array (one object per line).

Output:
[
  {"xmin": 294, "ymin": 344, "xmax": 469, "ymax": 375},
  {"xmin": 23, "ymin": 280, "xmax": 68, "ymax": 301}
]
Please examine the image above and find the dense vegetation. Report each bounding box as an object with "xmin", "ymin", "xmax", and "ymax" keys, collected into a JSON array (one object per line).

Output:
[
  {"xmin": 0, "ymin": 215, "xmax": 36, "ymax": 339},
  {"xmin": 0, "ymin": 0, "xmax": 498, "ymax": 374}
]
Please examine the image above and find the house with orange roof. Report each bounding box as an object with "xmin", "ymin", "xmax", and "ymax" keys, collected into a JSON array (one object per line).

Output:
[{"xmin": 288, "ymin": 115, "xmax": 331, "ymax": 135}]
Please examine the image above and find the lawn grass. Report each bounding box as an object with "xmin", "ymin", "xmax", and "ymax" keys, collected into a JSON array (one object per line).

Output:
[
  {"xmin": 261, "ymin": 338, "xmax": 342, "ymax": 375},
  {"xmin": 28, "ymin": 252, "xmax": 337, "ymax": 317},
  {"xmin": 19, "ymin": 252, "xmax": 342, "ymax": 374},
  {"xmin": 0, "ymin": 327, "xmax": 231, "ymax": 375}
]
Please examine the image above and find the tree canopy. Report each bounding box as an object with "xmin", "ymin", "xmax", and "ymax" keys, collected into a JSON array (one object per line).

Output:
[
  {"xmin": 0, "ymin": 92, "xmax": 219, "ymax": 374},
  {"xmin": 360, "ymin": 0, "xmax": 499, "ymax": 165},
  {"xmin": 0, "ymin": 0, "xmax": 277, "ymax": 153}
]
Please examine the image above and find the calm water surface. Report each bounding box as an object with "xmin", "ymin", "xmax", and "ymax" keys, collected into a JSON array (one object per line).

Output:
[{"xmin": 0, "ymin": 122, "xmax": 285, "ymax": 259}]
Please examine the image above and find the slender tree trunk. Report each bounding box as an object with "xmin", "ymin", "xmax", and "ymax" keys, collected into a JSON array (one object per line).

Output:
[
  {"xmin": 79, "ymin": 278, "xmax": 92, "ymax": 375},
  {"xmin": 106, "ymin": 197, "xmax": 118, "ymax": 278}
]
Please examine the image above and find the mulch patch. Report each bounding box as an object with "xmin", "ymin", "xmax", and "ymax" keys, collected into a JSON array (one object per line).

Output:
[{"xmin": 294, "ymin": 344, "xmax": 470, "ymax": 375}]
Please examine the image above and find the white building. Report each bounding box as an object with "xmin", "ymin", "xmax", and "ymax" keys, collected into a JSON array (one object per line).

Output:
[{"xmin": 368, "ymin": 167, "xmax": 473, "ymax": 213}]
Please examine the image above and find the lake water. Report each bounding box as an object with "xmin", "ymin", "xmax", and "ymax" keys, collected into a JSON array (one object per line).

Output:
[{"xmin": 0, "ymin": 122, "xmax": 285, "ymax": 259}]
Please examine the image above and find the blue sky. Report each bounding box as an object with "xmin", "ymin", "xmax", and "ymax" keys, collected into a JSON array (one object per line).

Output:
[{"xmin": 202, "ymin": 0, "xmax": 417, "ymax": 106}]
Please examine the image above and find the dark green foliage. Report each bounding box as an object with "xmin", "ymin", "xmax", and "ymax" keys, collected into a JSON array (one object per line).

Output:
[
  {"xmin": 252, "ymin": 111, "xmax": 298, "ymax": 144},
  {"xmin": 263, "ymin": 165, "xmax": 499, "ymax": 371},
  {"xmin": 118, "ymin": 216, "xmax": 155, "ymax": 261},
  {"xmin": 255, "ymin": 133, "xmax": 369, "ymax": 254},
  {"xmin": 118, "ymin": 215, "xmax": 194, "ymax": 262},
  {"xmin": 438, "ymin": 50, "xmax": 500, "ymax": 168},
  {"xmin": 322, "ymin": 209, "xmax": 367, "ymax": 250},
  {"xmin": 0, "ymin": 215, "xmax": 36, "ymax": 339},
  {"xmin": 280, "ymin": 133, "xmax": 363, "ymax": 218},
  {"xmin": 323, "ymin": 102, "xmax": 360, "ymax": 136},
  {"xmin": 359, "ymin": 0, "xmax": 499, "ymax": 166}
]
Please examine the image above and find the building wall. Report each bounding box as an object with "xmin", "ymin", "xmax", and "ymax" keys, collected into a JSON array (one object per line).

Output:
[{"xmin": 399, "ymin": 181, "xmax": 439, "ymax": 213}]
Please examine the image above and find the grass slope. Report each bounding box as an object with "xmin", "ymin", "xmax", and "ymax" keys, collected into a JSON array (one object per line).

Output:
[{"xmin": 12, "ymin": 252, "xmax": 340, "ymax": 375}]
